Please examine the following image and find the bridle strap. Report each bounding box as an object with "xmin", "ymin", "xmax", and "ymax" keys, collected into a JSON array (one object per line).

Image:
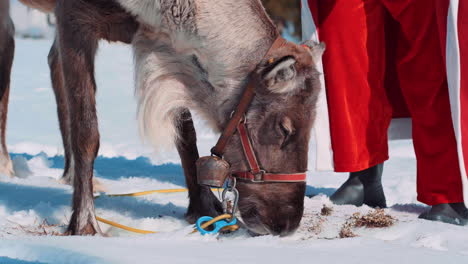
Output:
[
  {"xmin": 233, "ymin": 172, "xmax": 307, "ymax": 183},
  {"xmin": 234, "ymin": 121, "xmax": 307, "ymax": 183},
  {"xmin": 237, "ymin": 120, "xmax": 262, "ymax": 174},
  {"xmin": 210, "ymin": 37, "xmax": 287, "ymax": 157},
  {"xmin": 210, "ymin": 81, "xmax": 256, "ymax": 157}
]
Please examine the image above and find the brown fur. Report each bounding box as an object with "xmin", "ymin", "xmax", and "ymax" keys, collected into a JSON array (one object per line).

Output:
[
  {"xmin": 47, "ymin": 38, "xmax": 71, "ymax": 183},
  {"xmin": 51, "ymin": 0, "xmax": 138, "ymax": 235}
]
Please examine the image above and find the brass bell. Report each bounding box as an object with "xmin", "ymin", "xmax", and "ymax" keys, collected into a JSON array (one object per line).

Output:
[{"xmin": 196, "ymin": 156, "xmax": 231, "ymax": 187}]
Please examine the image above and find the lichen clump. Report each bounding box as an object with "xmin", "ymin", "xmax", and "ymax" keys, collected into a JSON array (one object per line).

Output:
[
  {"xmin": 339, "ymin": 209, "xmax": 396, "ymax": 238},
  {"xmin": 352, "ymin": 209, "xmax": 396, "ymax": 228},
  {"xmin": 339, "ymin": 222, "xmax": 358, "ymax": 238},
  {"xmin": 321, "ymin": 205, "xmax": 334, "ymax": 216}
]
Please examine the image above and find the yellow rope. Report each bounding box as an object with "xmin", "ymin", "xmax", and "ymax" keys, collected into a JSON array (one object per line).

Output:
[
  {"xmin": 96, "ymin": 214, "xmax": 239, "ymax": 235},
  {"xmin": 97, "ymin": 188, "xmax": 222, "ymax": 198},
  {"xmin": 95, "ymin": 188, "xmax": 238, "ymax": 235},
  {"xmin": 103, "ymin": 189, "xmax": 188, "ymax": 197},
  {"xmin": 96, "ymin": 216, "xmax": 157, "ymax": 234}
]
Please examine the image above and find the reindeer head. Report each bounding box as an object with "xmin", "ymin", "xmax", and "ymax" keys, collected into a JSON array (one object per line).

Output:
[{"xmin": 223, "ymin": 40, "xmax": 325, "ymax": 236}]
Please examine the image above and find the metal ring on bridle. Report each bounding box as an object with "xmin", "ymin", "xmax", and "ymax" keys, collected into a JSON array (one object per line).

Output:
[{"xmin": 221, "ymin": 179, "xmax": 239, "ymax": 219}]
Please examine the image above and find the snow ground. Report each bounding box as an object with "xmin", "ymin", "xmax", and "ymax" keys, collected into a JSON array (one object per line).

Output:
[
  {"xmin": 1, "ymin": 13, "xmax": 468, "ymax": 264},
  {"xmin": 1, "ymin": 151, "xmax": 468, "ymax": 264}
]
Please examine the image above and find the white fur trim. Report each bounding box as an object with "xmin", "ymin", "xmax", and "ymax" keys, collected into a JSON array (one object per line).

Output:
[
  {"xmin": 301, "ymin": 0, "xmax": 334, "ymax": 171},
  {"xmin": 446, "ymin": 0, "xmax": 467, "ymax": 205}
]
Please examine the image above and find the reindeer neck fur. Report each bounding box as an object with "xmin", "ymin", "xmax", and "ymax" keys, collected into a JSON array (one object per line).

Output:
[
  {"xmin": 0, "ymin": 0, "xmax": 9, "ymax": 16},
  {"xmin": 0, "ymin": 0, "xmax": 14, "ymax": 46},
  {"xmin": 121, "ymin": 0, "xmax": 278, "ymax": 149},
  {"xmin": 0, "ymin": 0, "xmax": 10, "ymax": 29}
]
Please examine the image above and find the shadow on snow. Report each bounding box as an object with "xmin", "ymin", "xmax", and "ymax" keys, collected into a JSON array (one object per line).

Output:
[
  {"xmin": 10, "ymin": 153, "xmax": 186, "ymax": 186},
  {"xmin": 0, "ymin": 181, "xmax": 186, "ymax": 222}
]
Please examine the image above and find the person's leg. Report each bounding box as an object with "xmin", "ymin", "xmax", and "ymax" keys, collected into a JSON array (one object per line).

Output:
[
  {"xmin": 311, "ymin": 0, "xmax": 391, "ymax": 207},
  {"xmin": 383, "ymin": 0, "xmax": 467, "ymax": 225},
  {"xmin": 315, "ymin": 0, "xmax": 392, "ymax": 173},
  {"xmin": 330, "ymin": 163, "xmax": 386, "ymax": 207}
]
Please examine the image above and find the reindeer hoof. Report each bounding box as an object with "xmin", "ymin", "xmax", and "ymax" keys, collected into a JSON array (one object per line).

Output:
[
  {"xmin": 66, "ymin": 221, "xmax": 102, "ymax": 236},
  {"xmin": 67, "ymin": 209, "xmax": 103, "ymax": 236},
  {"xmin": 0, "ymin": 156, "xmax": 14, "ymax": 178},
  {"xmin": 185, "ymin": 187, "xmax": 223, "ymax": 224},
  {"xmin": 59, "ymin": 176, "xmax": 71, "ymax": 185}
]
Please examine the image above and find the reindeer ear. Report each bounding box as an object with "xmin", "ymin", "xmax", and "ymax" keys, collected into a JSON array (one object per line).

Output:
[
  {"xmin": 301, "ymin": 41, "xmax": 326, "ymax": 62},
  {"xmin": 263, "ymin": 57, "xmax": 297, "ymax": 94}
]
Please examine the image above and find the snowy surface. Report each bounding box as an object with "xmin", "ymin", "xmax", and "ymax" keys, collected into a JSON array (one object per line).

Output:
[
  {"xmin": 2, "ymin": 148, "xmax": 468, "ymax": 264},
  {"xmin": 2, "ymin": 7, "xmax": 468, "ymax": 264}
]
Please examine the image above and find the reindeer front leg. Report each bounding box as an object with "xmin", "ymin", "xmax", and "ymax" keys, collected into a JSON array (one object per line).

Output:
[
  {"xmin": 0, "ymin": 15, "xmax": 14, "ymax": 177},
  {"xmin": 56, "ymin": 6, "xmax": 102, "ymax": 235},
  {"xmin": 175, "ymin": 109, "xmax": 223, "ymax": 223},
  {"xmin": 48, "ymin": 37, "xmax": 73, "ymax": 185}
]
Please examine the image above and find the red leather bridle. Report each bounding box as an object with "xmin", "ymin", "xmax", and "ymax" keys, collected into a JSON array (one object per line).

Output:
[{"xmin": 209, "ymin": 37, "xmax": 307, "ymax": 184}]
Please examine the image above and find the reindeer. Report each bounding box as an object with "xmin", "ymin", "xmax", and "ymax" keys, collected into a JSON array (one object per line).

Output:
[{"xmin": 2, "ymin": 0, "xmax": 325, "ymax": 236}]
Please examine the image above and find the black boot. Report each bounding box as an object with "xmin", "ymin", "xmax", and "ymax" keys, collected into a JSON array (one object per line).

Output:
[
  {"xmin": 451, "ymin": 202, "xmax": 468, "ymax": 219},
  {"xmin": 419, "ymin": 203, "xmax": 468, "ymax": 226},
  {"xmin": 330, "ymin": 163, "xmax": 387, "ymax": 208}
]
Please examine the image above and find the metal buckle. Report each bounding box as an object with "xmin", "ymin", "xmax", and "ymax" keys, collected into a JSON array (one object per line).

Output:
[{"xmin": 251, "ymin": 170, "xmax": 266, "ymax": 183}]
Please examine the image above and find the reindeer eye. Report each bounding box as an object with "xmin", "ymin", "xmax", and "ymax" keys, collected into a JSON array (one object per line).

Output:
[
  {"xmin": 280, "ymin": 122, "xmax": 290, "ymax": 137},
  {"xmin": 279, "ymin": 117, "xmax": 294, "ymax": 148}
]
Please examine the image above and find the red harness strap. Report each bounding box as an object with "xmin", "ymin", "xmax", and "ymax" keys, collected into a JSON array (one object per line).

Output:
[
  {"xmin": 233, "ymin": 120, "xmax": 307, "ymax": 183},
  {"xmin": 237, "ymin": 119, "xmax": 262, "ymax": 175},
  {"xmin": 233, "ymin": 171, "xmax": 307, "ymax": 182}
]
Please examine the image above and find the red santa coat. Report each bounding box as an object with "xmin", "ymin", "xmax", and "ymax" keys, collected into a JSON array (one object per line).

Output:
[{"xmin": 302, "ymin": 0, "xmax": 468, "ymax": 205}]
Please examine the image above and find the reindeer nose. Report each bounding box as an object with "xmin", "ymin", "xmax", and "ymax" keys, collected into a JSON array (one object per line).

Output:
[
  {"xmin": 236, "ymin": 182, "xmax": 306, "ymax": 237},
  {"xmin": 241, "ymin": 206, "xmax": 301, "ymax": 236},
  {"xmin": 268, "ymin": 220, "xmax": 297, "ymax": 236}
]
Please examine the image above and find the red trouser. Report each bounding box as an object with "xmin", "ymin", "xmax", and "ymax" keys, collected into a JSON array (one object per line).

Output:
[{"xmin": 310, "ymin": 0, "xmax": 464, "ymax": 205}]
